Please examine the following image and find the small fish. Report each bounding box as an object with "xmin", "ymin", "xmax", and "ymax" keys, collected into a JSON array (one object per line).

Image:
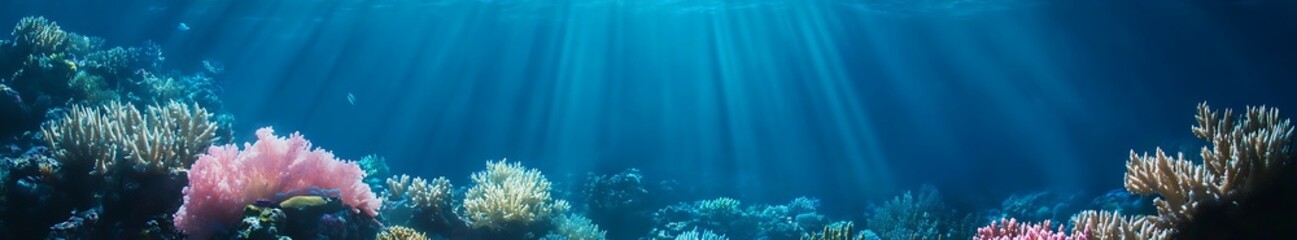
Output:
[
  {"xmin": 202, "ymin": 60, "xmax": 224, "ymax": 74},
  {"xmin": 177, "ymin": 22, "xmax": 190, "ymax": 31},
  {"xmin": 347, "ymin": 93, "xmax": 356, "ymax": 106}
]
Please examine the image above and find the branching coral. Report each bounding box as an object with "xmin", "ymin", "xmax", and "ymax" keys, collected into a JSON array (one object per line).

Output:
[
  {"xmin": 1060, "ymin": 103, "xmax": 1295, "ymax": 239},
  {"xmin": 462, "ymin": 159, "xmax": 569, "ymax": 230},
  {"xmin": 974, "ymin": 218, "xmax": 1086, "ymax": 240},
  {"xmin": 674, "ymin": 228, "xmax": 729, "ymax": 240},
  {"xmin": 41, "ymin": 101, "xmax": 222, "ymax": 175},
  {"xmin": 543, "ymin": 214, "xmax": 607, "ymax": 240},
  {"xmin": 801, "ymin": 221, "xmax": 862, "ymax": 240},
  {"xmin": 174, "ymin": 127, "xmax": 380, "ymax": 239},
  {"xmin": 376, "ymin": 226, "xmax": 429, "ymax": 240},
  {"xmin": 387, "ymin": 174, "xmax": 453, "ymax": 212},
  {"xmin": 1121, "ymin": 103, "xmax": 1293, "ymax": 233},
  {"xmin": 11, "ymin": 16, "xmax": 68, "ymax": 54},
  {"xmin": 1068, "ymin": 210, "xmax": 1169, "ymax": 240}
]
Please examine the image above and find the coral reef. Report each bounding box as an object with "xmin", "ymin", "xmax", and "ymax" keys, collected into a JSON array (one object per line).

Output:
[
  {"xmin": 11, "ymin": 16, "xmax": 71, "ymax": 54},
  {"xmin": 542, "ymin": 214, "xmax": 607, "ymax": 240},
  {"xmin": 583, "ymin": 168, "xmax": 661, "ymax": 239},
  {"xmin": 41, "ymin": 101, "xmax": 225, "ymax": 175},
  {"xmin": 376, "ymin": 226, "xmax": 429, "ymax": 240},
  {"xmin": 650, "ymin": 197, "xmax": 826, "ymax": 240},
  {"xmin": 360, "ymin": 154, "xmax": 392, "ymax": 190},
  {"xmin": 974, "ymin": 218, "xmax": 1086, "ymax": 240},
  {"xmin": 384, "ymin": 174, "xmax": 460, "ymax": 237},
  {"xmin": 865, "ymin": 185, "xmax": 976, "ymax": 240},
  {"xmin": 462, "ymin": 160, "xmax": 570, "ymax": 231},
  {"xmin": 1085, "ymin": 189, "xmax": 1155, "ymax": 216},
  {"xmin": 230, "ymin": 196, "xmax": 381, "ymax": 239},
  {"xmin": 979, "ymin": 103, "xmax": 1297, "ymax": 240},
  {"xmin": 47, "ymin": 207, "xmax": 101, "ymax": 239},
  {"xmin": 584, "ymin": 168, "xmax": 650, "ymax": 212},
  {"xmin": 801, "ymin": 221, "xmax": 863, "ymax": 240},
  {"xmin": 673, "ymin": 228, "xmax": 729, "ymax": 240},
  {"xmin": 174, "ymin": 127, "xmax": 381, "ymax": 239},
  {"xmin": 1, "ymin": 16, "xmax": 225, "ymax": 138},
  {"xmin": 1068, "ymin": 210, "xmax": 1167, "ymax": 240},
  {"xmin": 388, "ymin": 175, "xmax": 453, "ymax": 213},
  {"xmin": 1073, "ymin": 103, "xmax": 1297, "ymax": 239},
  {"xmin": 991, "ymin": 191, "xmax": 1081, "ymax": 225}
]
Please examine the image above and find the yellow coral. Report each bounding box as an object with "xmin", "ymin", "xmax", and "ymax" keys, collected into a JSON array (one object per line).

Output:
[
  {"xmin": 375, "ymin": 226, "xmax": 429, "ymax": 240},
  {"xmin": 462, "ymin": 159, "xmax": 569, "ymax": 230},
  {"xmin": 42, "ymin": 101, "xmax": 223, "ymax": 175}
]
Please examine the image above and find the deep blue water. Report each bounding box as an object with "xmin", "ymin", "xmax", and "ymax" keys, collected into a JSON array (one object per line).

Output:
[{"xmin": 5, "ymin": 0, "xmax": 1295, "ymax": 217}]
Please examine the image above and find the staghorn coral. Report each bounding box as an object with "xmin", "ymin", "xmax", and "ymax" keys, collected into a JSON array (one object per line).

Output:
[
  {"xmin": 462, "ymin": 159, "xmax": 569, "ymax": 231},
  {"xmin": 801, "ymin": 221, "xmax": 862, "ymax": 240},
  {"xmin": 542, "ymin": 214, "xmax": 607, "ymax": 240},
  {"xmin": 974, "ymin": 218, "xmax": 1086, "ymax": 240},
  {"xmin": 41, "ymin": 101, "xmax": 222, "ymax": 175},
  {"xmin": 376, "ymin": 226, "xmax": 429, "ymax": 240},
  {"xmin": 1068, "ymin": 210, "xmax": 1169, "ymax": 240},
  {"xmin": 386, "ymin": 174, "xmax": 453, "ymax": 212},
  {"xmin": 1122, "ymin": 103, "xmax": 1293, "ymax": 235},
  {"xmin": 674, "ymin": 228, "xmax": 729, "ymax": 240},
  {"xmin": 696, "ymin": 197, "xmax": 743, "ymax": 219},
  {"xmin": 11, "ymin": 16, "xmax": 68, "ymax": 54},
  {"xmin": 174, "ymin": 127, "xmax": 381, "ymax": 239}
]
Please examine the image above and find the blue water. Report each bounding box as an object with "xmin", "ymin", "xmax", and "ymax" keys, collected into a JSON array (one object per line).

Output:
[{"xmin": 5, "ymin": 0, "xmax": 1294, "ymax": 219}]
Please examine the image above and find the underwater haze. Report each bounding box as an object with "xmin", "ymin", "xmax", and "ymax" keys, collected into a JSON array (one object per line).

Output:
[{"xmin": 2, "ymin": 0, "xmax": 1297, "ymax": 239}]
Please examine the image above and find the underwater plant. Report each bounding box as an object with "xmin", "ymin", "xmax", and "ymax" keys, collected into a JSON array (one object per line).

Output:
[{"xmin": 173, "ymin": 127, "xmax": 381, "ymax": 239}]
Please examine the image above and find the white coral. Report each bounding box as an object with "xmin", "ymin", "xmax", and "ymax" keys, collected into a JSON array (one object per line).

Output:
[{"xmin": 462, "ymin": 159, "xmax": 569, "ymax": 230}]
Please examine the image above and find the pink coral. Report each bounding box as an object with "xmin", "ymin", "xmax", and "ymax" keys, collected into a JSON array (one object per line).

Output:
[
  {"xmin": 976, "ymin": 218, "xmax": 1088, "ymax": 240},
  {"xmin": 173, "ymin": 127, "xmax": 380, "ymax": 239}
]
